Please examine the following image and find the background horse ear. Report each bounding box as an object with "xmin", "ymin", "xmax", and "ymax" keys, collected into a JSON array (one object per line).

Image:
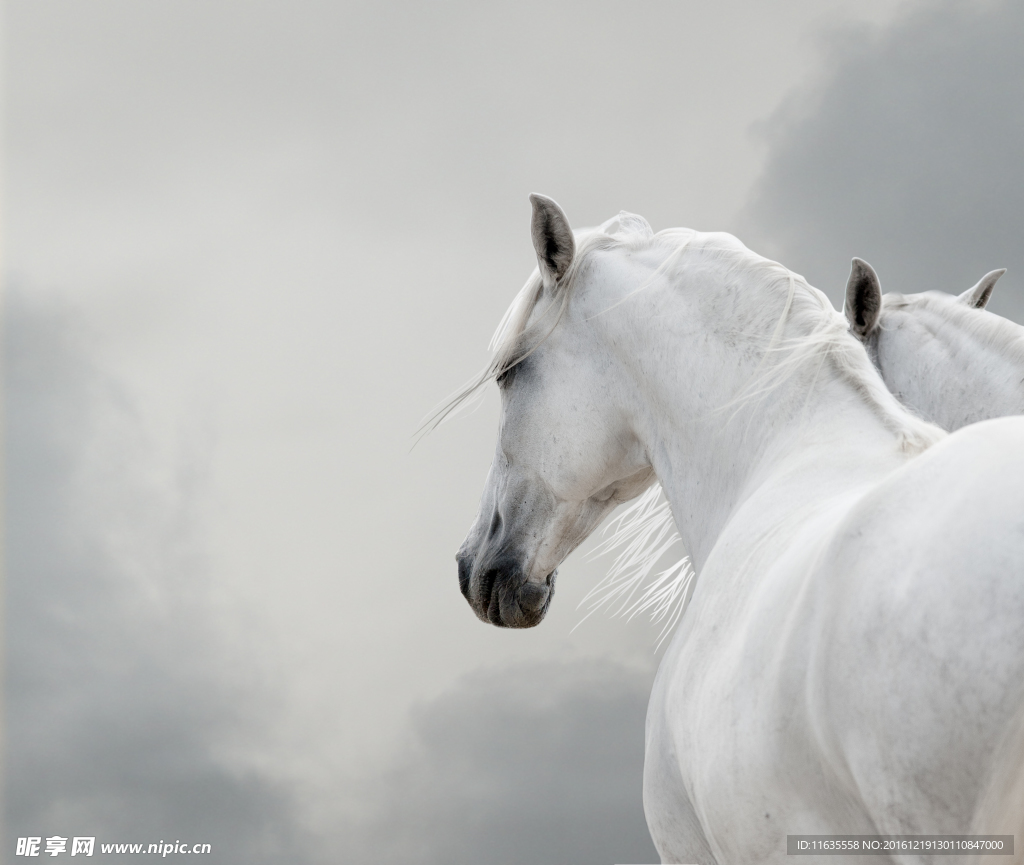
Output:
[
  {"xmin": 844, "ymin": 257, "xmax": 882, "ymax": 341},
  {"xmin": 958, "ymin": 268, "xmax": 1006, "ymax": 309},
  {"xmin": 529, "ymin": 193, "xmax": 576, "ymax": 291}
]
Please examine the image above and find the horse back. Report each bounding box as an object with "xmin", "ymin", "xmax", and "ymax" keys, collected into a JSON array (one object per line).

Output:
[{"xmin": 813, "ymin": 416, "xmax": 1024, "ymax": 835}]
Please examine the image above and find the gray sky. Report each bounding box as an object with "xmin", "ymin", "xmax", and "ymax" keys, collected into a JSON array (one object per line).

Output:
[
  {"xmin": 6, "ymin": 288, "xmax": 307, "ymax": 861},
  {"xmin": 10, "ymin": 1, "xmax": 1018, "ymax": 863},
  {"xmin": 344, "ymin": 660, "xmax": 655, "ymax": 865},
  {"xmin": 743, "ymin": 0, "xmax": 1024, "ymax": 321}
]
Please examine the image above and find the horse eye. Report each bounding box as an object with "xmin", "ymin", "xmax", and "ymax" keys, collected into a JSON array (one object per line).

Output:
[{"xmin": 496, "ymin": 364, "xmax": 517, "ymax": 389}]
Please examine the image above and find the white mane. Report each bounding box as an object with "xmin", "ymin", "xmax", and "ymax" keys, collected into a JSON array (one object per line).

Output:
[
  {"xmin": 428, "ymin": 216, "xmax": 946, "ymax": 642},
  {"xmin": 658, "ymin": 231, "xmax": 945, "ymax": 453},
  {"xmin": 575, "ymin": 483, "xmax": 694, "ymax": 648}
]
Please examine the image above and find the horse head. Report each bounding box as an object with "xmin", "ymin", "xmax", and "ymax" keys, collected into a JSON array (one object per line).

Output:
[{"xmin": 456, "ymin": 195, "xmax": 655, "ymax": 628}]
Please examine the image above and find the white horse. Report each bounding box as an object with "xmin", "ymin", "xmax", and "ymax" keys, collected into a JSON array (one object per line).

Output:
[
  {"xmin": 844, "ymin": 258, "xmax": 1023, "ymax": 430},
  {"xmin": 448, "ymin": 195, "xmax": 1024, "ymax": 864}
]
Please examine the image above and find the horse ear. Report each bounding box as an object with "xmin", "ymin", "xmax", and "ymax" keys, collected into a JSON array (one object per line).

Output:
[
  {"xmin": 958, "ymin": 269, "xmax": 1006, "ymax": 309},
  {"xmin": 529, "ymin": 193, "xmax": 575, "ymax": 291},
  {"xmin": 844, "ymin": 257, "xmax": 882, "ymax": 341}
]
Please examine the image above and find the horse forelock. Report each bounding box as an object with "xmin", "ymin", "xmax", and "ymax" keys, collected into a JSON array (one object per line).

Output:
[{"xmin": 418, "ymin": 223, "xmax": 645, "ymax": 435}]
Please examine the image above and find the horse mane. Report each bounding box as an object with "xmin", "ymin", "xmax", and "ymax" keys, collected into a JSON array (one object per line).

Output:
[
  {"xmin": 574, "ymin": 483, "xmax": 694, "ymax": 649},
  {"xmin": 424, "ymin": 214, "xmax": 946, "ymax": 642},
  {"xmin": 883, "ymin": 290, "xmax": 1024, "ymax": 368},
  {"xmin": 425, "ymin": 220, "xmax": 943, "ymax": 451}
]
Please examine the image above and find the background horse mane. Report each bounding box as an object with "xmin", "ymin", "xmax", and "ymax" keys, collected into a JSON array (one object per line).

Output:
[{"xmin": 885, "ymin": 289, "xmax": 1024, "ymax": 369}]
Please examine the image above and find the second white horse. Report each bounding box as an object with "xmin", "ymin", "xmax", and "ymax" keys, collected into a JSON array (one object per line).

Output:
[{"xmin": 844, "ymin": 259, "xmax": 1020, "ymax": 430}]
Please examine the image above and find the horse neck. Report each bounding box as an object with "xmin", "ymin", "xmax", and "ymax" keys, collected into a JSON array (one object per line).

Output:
[
  {"xmin": 647, "ymin": 388, "xmax": 910, "ymax": 572},
  {"xmin": 608, "ymin": 275, "xmax": 922, "ymax": 573},
  {"xmin": 878, "ymin": 301, "xmax": 1024, "ymax": 430}
]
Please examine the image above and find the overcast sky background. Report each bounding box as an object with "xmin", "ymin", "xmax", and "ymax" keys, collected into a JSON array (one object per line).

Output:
[{"xmin": 5, "ymin": 1, "xmax": 1023, "ymax": 863}]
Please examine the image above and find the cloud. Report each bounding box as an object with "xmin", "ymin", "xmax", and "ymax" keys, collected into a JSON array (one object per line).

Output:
[
  {"xmin": 4, "ymin": 287, "xmax": 312, "ymax": 863},
  {"xmin": 742, "ymin": 0, "xmax": 1024, "ymax": 321},
  {"xmin": 345, "ymin": 659, "xmax": 659, "ymax": 865},
  {"xmin": 4, "ymin": 291, "xmax": 662, "ymax": 864}
]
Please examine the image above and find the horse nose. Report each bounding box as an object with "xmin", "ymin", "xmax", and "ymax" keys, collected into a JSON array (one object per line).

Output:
[{"xmin": 456, "ymin": 550, "xmax": 472, "ymax": 599}]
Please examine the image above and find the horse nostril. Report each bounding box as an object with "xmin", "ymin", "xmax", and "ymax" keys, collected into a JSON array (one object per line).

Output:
[{"xmin": 518, "ymin": 581, "xmax": 550, "ymax": 614}]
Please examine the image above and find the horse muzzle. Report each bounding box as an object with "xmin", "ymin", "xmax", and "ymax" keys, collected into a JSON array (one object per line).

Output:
[{"xmin": 456, "ymin": 548, "xmax": 556, "ymax": 628}]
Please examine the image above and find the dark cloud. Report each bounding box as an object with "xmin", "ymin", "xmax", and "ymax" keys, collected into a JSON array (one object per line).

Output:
[
  {"xmin": 4, "ymin": 288, "xmax": 312, "ymax": 863},
  {"xmin": 346, "ymin": 660, "xmax": 659, "ymax": 865},
  {"xmin": 742, "ymin": 0, "xmax": 1024, "ymax": 321}
]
